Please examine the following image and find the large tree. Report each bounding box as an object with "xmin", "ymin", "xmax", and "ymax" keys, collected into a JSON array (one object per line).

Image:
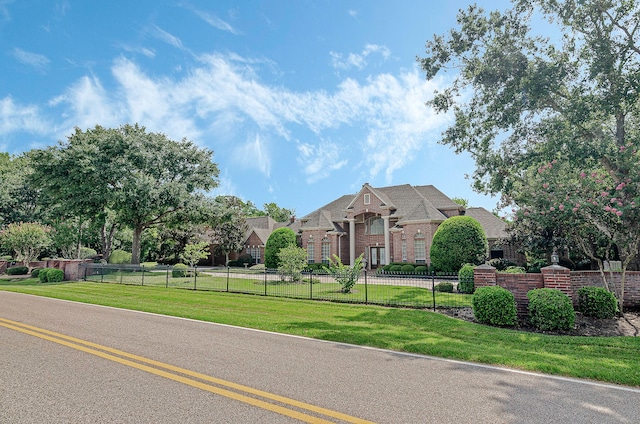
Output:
[
  {"xmin": 31, "ymin": 124, "xmax": 219, "ymax": 264},
  {"xmin": 0, "ymin": 153, "xmax": 43, "ymax": 225},
  {"xmin": 207, "ymin": 196, "xmax": 248, "ymax": 265},
  {"xmin": 418, "ymin": 1, "xmax": 640, "ymax": 292}
]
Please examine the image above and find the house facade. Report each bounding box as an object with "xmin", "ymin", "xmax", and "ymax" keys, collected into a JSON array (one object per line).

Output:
[{"xmin": 298, "ymin": 183, "xmax": 520, "ymax": 269}]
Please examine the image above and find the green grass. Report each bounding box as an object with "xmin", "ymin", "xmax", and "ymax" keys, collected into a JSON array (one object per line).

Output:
[{"xmin": 2, "ymin": 279, "xmax": 640, "ymax": 387}]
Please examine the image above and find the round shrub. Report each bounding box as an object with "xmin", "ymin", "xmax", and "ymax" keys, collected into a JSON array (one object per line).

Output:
[
  {"xmin": 264, "ymin": 228, "xmax": 297, "ymax": 269},
  {"xmin": 414, "ymin": 265, "xmax": 428, "ymax": 274},
  {"xmin": 435, "ymin": 282, "xmax": 454, "ymax": 292},
  {"xmin": 472, "ymin": 286, "xmax": 517, "ymax": 326},
  {"xmin": 109, "ymin": 249, "xmax": 132, "ymax": 264},
  {"xmin": 457, "ymin": 264, "xmax": 475, "ymax": 294},
  {"xmin": 430, "ymin": 216, "xmax": 488, "ymax": 273},
  {"xmin": 577, "ymin": 286, "xmax": 618, "ymax": 319},
  {"xmin": 79, "ymin": 247, "xmax": 98, "ymax": 259},
  {"xmin": 237, "ymin": 253, "xmax": 254, "ymax": 266},
  {"xmin": 38, "ymin": 268, "xmax": 51, "ymax": 283},
  {"xmin": 31, "ymin": 267, "xmax": 42, "ymax": 278},
  {"xmin": 527, "ymin": 288, "xmax": 575, "ymax": 331},
  {"xmin": 46, "ymin": 269, "xmax": 64, "ymax": 282},
  {"xmin": 389, "ymin": 264, "xmax": 402, "ymax": 272},
  {"xmin": 400, "ymin": 264, "xmax": 415, "ymax": 274},
  {"xmin": 7, "ymin": 265, "xmax": 29, "ymax": 275},
  {"xmin": 172, "ymin": 263, "xmax": 188, "ymax": 278}
]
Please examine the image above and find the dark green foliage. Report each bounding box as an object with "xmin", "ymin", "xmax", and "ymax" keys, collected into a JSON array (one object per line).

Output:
[
  {"xmin": 172, "ymin": 263, "xmax": 188, "ymax": 278},
  {"xmin": 38, "ymin": 268, "xmax": 50, "ymax": 283},
  {"xmin": 488, "ymin": 258, "xmax": 516, "ymax": 271},
  {"xmin": 457, "ymin": 264, "xmax": 475, "ymax": 294},
  {"xmin": 31, "ymin": 267, "xmax": 41, "ymax": 278},
  {"xmin": 577, "ymin": 287, "xmax": 618, "ymax": 319},
  {"xmin": 435, "ymin": 282, "xmax": 454, "ymax": 293},
  {"xmin": 501, "ymin": 266, "xmax": 526, "ymax": 274},
  {"xmin": 414, "ymin": 265, "xmax": 428, "ymax": 274},
  {"xmin": 527, "ymin": 288, "xmax": 575, "ymax": 331},
  {"xmin": 400, "ymin": 264, "xmax": 415, "ymax": 273},
  {"xmin": 264, "ymin": 228, "xmax": 297, "ymax": 269},
  {"xmin": 389, "ymin": 265, "xmax": 402, "ymax": 272},
  {"xmin": 109, "ymin": 249, "xmax": 132, "ymax": 264},
  {"xmin": 237, "ymin": 254, "xmax": 254, "ymax": 265},
  {"xmin": 6, "ymin": 265, "xmax": 28, "ymax": 275},
  {"xmin": 47, "ymin": 269, "xmax": 64, "ymax": 282},
  {"xmin": 473, "ymin": 286, "xmax": 517, "ymax": 327},
  {"xmin": 430, "ymin": 216, "xmax": 488, "ymax": 273}
]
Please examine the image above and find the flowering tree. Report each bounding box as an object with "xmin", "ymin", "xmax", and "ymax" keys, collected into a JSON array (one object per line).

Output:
[
  {"xmin": 0, "ymin": 222, "xmax": 52, "ymax": 266},
  {"xmin": 513, "ymin": 150, "xmax": 640, "ymax": 311}
]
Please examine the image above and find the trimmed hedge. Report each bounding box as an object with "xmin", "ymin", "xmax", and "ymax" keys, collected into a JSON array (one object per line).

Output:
[
  {"xmin": 435, "ymin": 282, "xmax": 454, "ymax": 293},
  {"xmin": 172, "ymin": 263, "xmax": 188, "ymax": 278},
  {"xmin": 457, "ymin": 264, "xmax": 475, "ymax": 294},
  {"xmin": 472, "ymin": 285, "xmax": 517, "ymax": 326},
  {"xmin": 37, "ymin": 268, "xmax": 64, "ymax": 283},
  {"xmin": 527, "ymin": 288, "xmax": 575, "ymax": 331},
  {"xmin": 7, "ymin": 265, "xmax": 29, "ymax": 275},
  {"xmin": 577, "ymin": 286, "xmax": 618, "ymax": 319},
  {"xmin": 430, "ymin": 216, "xmax": 488, "ymax": 273}
]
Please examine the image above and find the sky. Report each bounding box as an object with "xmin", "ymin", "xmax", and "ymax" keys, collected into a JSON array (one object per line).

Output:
[{"xmin": 0, "ymin": 0, "xmax": 515, "ymax": 218}]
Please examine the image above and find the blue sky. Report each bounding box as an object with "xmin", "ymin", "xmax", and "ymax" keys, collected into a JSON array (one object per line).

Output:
[{"xmin": 0, "ymin": 0, "xmax": 514, "ymax": 218}]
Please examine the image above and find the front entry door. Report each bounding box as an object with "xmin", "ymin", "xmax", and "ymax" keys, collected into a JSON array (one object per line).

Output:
[{"xmin": 370, "ymin": 247, "xmax": 386, "ymax": 269}]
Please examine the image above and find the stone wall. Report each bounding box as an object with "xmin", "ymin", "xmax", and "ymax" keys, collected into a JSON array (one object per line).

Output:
[{"xmin": 1, "ymin": 259, "xmax": 91, "ymax": 281}]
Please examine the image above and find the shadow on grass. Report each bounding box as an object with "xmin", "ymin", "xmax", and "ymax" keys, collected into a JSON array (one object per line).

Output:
[{"xmin": 0, "ymin": 278, "xmax": 74, "ymax": 287}]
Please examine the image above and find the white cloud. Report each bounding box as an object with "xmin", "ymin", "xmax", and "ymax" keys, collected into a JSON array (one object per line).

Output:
[
  {"xmin": 330, "ymin": 44, "xmax": 391, "ymax": 71},
  {"xmin": 150, "ymin": 25, "xmax": 186, "ymax": 51},
  {"xmin": 0, "ymin": 96, "xmax": 48, "ymax": 136},
  {"xmin": 234, "ymin": 133, "xmax": 271, "ymax": 177},
  {"xmin": 194, "ymin": 9, "xmax": 239, "ymax": 34},
  {"xmin": 296, "ymin": 140, "xmax": 347, "ymax": 183},
  {"xmin": 12, "ymin": 48, "xmax": 50, "ymax": 71}
]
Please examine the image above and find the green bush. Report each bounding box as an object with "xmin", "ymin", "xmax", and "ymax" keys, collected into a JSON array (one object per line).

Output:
[
  {"xmin": 577, "ymin": 286, "xmax": 618, "ymax": 319},
  {"xmin": 264, "ymin": 228, "xmax": 297, "ymax": 269},
  {"xmin": 435, "ymin": 282, "xmax": 454, "ymax": 292},
  {"xmin": 501, "ymin": 266, "xmax": 526, "ymax": 274},
  {"xmin": 400, "ymin": 264, "xmax": 415, "ymax": 273},
  {"xmin": 31, "ymin": 267, "xmax": 42, "ymax": 278},
  {"xmin": 488, "ymin": 257, "xmax": 516, "ymax": 271},
  {"xmin": 109, "ymin": 249, "xmax": 132, "ymax": 264},
  {"xmin": 7, "ymin": 265, "xmax": 29, "ymax": 275},
  {"xmin": 457, "ymin": 264, "xmax": 475, "ymax": 294},
  {"xmin": 38, "ymin": 268, "xmax": 51, "ymax": 283},
  {"xmin": 414, "ymin": 265, "xmax": 428, "ymax": 274},
  {"xmin": 172, "ymin": 263, "xmax": 188, "ymax": 278},
  {"xmin": 47, "ymin": 269, "xmax": 64, "ymax": 282},
  {"xmin": 430, "ymin": 216, "xmax": 488, "ymax": 273},
  {"xmin": 79, "ymin": 247, "xmax": 98, "ymax": 259},
  {"xmin": 527, "ymin": 288, "xmax": 575, "ymax": 331},
  {"xmin": 237, "ymin": 253, "xmax": 254, "ymax": 265},
  {"xmin": 473, "ymin": 286, "xmax": 517, "ymax": 326},
  {"xmin": 389, "ymin": 264, "xmax": 402, "ymax": 272}
]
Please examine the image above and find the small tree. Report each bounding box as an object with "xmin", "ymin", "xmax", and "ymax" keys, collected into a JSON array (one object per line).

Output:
[
  {"xmin": 323, "ymin": 254, "xmax": 364, "ymax": 294},
  {"xmin": 0, "ymin": 222, "xmax": 51, "ymax": 266},
  {"xmin": 277, "ymin": 245, "xmax": 307, "ymax": 282},
  {"xmin": 430, "ymin": 216, "xmax": 488, "ymax": 272},
  {"xmin": 180, "ymin": 242, "xmax": 210, "ymax": 268},
  {"xmin": 264, "ymin": 227, "xmax": 297, "ymax": 269}
]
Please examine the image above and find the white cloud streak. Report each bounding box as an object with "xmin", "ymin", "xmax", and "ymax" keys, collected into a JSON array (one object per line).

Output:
[
  {"xmin": 12, "ymin": 48, "xmax": 50, "ymax": 71},
  {"xmin": 330, "ymin": 44, "xmax": 391, "ymax": 71}
]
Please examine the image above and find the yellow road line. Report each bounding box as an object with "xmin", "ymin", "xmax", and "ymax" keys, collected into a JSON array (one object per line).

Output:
[{"xmin": 0, "ymin": 317, "xmax": 375, "ymax": 424}]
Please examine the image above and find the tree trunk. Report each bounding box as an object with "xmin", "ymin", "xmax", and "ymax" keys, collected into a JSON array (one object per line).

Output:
[
  {"xmin": 131, "ymin": 226, "xmax": 144, "ymax": 265},
  {"xmin": 101, "ymin": 222, "xmax": 117, "ymax": 262}
]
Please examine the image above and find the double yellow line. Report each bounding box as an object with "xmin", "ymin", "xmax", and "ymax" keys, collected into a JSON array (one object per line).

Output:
[{"xmin": 0, "ymin": 317, "xmax": 375, "ymax": 424}]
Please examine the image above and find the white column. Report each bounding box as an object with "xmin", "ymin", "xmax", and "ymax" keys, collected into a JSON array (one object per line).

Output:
[
  {"xmin": 383, "ymin": 216, "xmax": 390, "ymax": 265},
  {"xmin": 349, "ymin": 219, "xmax": 355, "ymax": 265}
]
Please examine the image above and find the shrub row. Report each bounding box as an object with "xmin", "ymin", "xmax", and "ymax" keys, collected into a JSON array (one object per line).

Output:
[
  {"xmin": 7, "ymin": 265, "xmax": 29, "ymax": 275},
  {"xmin": 378, "ymin": 263, "xmax": 430, "ymax": 275},
  {"xmin": 472, "ymin": 285, "xmax": 618, "ymax": 331}
]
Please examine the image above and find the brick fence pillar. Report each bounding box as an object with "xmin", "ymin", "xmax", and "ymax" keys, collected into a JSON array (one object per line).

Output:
[
  {"xmin": 474, "ymin": 264, "xmax": 496, "ymax": 288},
  {"xmin": 541, "ymin": 265, "xmax": 572, "ymax": 300}
]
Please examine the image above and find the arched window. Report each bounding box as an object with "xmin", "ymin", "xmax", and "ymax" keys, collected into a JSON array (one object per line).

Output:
[
  {"xmin": 366, "ymin": 216, "xmax": 384, "ymax": 235},
  {"xmin": 307, "ymin": 236, "xmax": 315, "ymax": 263}
]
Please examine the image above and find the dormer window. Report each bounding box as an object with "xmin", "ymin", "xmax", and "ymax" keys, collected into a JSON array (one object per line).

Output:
[{"xmin": 364, "ymin": 193, "xmax": 370, "ymax": 205}]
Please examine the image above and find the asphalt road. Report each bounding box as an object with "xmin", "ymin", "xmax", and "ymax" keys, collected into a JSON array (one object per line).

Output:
[{"xmin": 1, "ymin": 291, "xmax": 639, "ymax": 423}]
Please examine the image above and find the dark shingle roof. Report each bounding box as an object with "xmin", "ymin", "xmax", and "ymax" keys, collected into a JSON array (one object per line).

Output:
[{"xmin": 464, "ymin": 207, "xmax": 507, "ymax": 240}]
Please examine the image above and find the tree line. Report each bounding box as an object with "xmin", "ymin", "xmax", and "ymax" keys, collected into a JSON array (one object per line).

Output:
[{"xmin": 0, "ymin": 124, "xmax": 294, "ymax": 265}]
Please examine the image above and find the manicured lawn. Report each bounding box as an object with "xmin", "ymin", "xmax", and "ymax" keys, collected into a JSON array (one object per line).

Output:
[{"xmin": 2, "ymin": 279, "xmax": 639, "ymax": 387}]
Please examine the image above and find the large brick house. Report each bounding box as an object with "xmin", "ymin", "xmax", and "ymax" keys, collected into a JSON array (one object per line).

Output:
[{"xmin": 297, "ymin": 183, "xmax": 519, "ymax": 269}]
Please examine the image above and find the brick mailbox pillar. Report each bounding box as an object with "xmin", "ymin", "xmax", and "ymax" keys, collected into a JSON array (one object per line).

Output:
[
  {"xmin": 473, "ymin": 264, "xmax": 497, "ymax": 288},
  {"xmin": 541, "ymin": 265, "xmax": 572, "ymax": 300}
]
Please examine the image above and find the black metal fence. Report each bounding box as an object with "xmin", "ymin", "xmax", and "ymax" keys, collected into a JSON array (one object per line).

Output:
[{"xmin": 79, "ymin": 264, "xmax": 473, "ymax": 311}]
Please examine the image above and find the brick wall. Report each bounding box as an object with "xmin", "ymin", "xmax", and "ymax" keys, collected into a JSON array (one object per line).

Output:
[{"xmin": 474, "ymin": 265, "xmax": 640, "ymax": 315}]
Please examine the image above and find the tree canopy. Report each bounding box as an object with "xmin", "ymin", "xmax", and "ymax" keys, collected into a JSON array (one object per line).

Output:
[
  {"xmin": 430, "ymin": 216, "xmax": 488, "ymax": 273},
  {"xmin": 30, "ymin": 124, "xmax": 219, "ymax": 264}
]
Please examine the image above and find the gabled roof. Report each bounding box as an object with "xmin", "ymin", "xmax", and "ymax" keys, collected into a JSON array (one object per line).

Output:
[
  {"xmin": 300, "ymin": 194, "xmax": 354, "ymax": 230},
  {"xmin": 244, "ymin": 216, "xmax": 299, "ymax": 244},
  {"xmin": 464, "ymin": 207, "xmax": 507, "ymax": 240}
]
